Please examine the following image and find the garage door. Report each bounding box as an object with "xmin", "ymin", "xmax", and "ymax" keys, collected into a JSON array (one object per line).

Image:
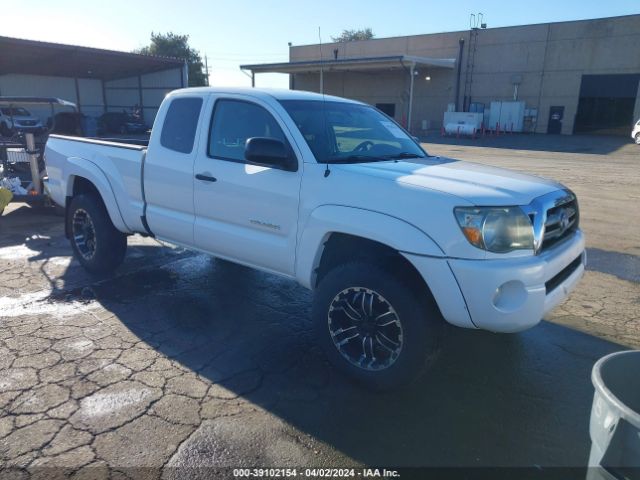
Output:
[{"xmin": 574, "ymin": 74, "xmax": 640, "ymax": 135}]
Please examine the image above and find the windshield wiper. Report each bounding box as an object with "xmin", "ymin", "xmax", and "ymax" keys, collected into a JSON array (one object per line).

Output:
[
  {"xmin": 382, "ymin": 152, "xmax": 426, "ymax": 160},
  {"xmin": 325, "ymin": 155, "xmax": 390, "ymax": 164}
]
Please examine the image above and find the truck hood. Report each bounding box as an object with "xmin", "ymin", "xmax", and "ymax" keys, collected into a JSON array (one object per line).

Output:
[{"xmin": 335, "ymin": 156, "xmax": 563, "ymax": 206}]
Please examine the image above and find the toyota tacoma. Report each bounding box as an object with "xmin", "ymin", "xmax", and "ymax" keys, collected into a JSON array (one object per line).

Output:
[{"xmin": 44, "ymin": 88, "xmax": 586, "ymax": 389}]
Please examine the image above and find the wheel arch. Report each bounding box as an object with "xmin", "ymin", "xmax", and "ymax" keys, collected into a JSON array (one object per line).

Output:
[
  {"xmin": 64, "ymin": 161, "xmax": 129, "ymax": 236},
  {"xmin": 296, "ymin": 205, "xmax": 444, "ymax": 291}
]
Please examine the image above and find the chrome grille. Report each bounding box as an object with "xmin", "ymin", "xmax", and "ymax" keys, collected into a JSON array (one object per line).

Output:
[
  {"xmin": 539, "ymin": 196, "xmax": 579, "ymax": 252},
  {"xmin": 522, "ymin": 189, "xmax": 579, "ymax": 254}
]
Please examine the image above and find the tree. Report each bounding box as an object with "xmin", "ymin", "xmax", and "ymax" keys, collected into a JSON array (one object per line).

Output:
[
  {"xmin": 331, "ymin": 28, "xmax": 375, "ymax": 42},
  {"xmin": 135, "ymin": 32, "xmax": 206, "ymax": 87}
]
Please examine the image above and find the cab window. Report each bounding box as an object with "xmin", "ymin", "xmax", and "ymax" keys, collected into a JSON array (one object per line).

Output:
[
  {"xmin": 208, "ymin": 99, "xmax": 287, "ymax": 162},
  {"xmin": 160, "ymin": 97, "xmax": 203, "ymax": 154}
]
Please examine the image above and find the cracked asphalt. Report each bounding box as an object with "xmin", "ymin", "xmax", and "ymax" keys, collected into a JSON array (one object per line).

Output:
[{"xmin": 0, "ymin": 134, "xmax": 638, "ymax": 479}]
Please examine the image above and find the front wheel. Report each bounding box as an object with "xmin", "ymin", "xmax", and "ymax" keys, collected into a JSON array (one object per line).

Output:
[
  {"xmin": 635, "ymin": 133, "xmax": 640, "ymax": 145},
  {"xmin": 312, "ymin": 262, "xmax": 442, "ymax": 390},
  {"xmin": 67, "ymin": 194, "xmax": 127, "ymax": 273}
]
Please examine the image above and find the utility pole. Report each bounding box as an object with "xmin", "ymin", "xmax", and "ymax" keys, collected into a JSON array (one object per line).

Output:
[{"xmin": 204, "ymin": 55, "xmax": 210, "ymax": 86}]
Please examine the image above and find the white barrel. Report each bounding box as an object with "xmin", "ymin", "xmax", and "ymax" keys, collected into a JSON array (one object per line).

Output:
[
  {"xmin": 444, "ymin": 123, "xmax": 476, "ymax": 136},
  {"xmin": 588, "ymin": 351, "xmax": 640, "ymax": 480}
]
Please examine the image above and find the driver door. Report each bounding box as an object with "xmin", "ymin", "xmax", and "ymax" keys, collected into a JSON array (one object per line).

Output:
[{"xmin": 193, "ymin": 96, "xmax": 302, "ymax": 276}]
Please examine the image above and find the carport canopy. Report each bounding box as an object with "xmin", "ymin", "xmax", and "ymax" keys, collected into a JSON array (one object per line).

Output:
[
  {"xmin": 240, "ymin": 55, "xmax": 456, "ymax": 132},
  {"xmin": 240, "ymin": 55, "xmax": 456, "ymax": 75},
  {"xmin": 0, "ymin": 36, "xmax": 185, "ymax": 80}
]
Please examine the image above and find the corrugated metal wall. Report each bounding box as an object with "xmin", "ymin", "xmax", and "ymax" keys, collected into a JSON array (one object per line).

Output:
[
  {"xmin": 104, "ymin": 68, "xmax": 183, "ymax": 125},
  {"xmin": 0, "ymin": 74, "xmax": 104, "ymax": 121},
  {"xmin": 0, "ymin": 67, "xmax": 183, "ymax": 127}
]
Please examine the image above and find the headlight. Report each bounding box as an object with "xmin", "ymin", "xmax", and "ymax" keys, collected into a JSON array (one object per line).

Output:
[{"xmin": 454, "ymin": 206, "xmax": 534, "ymax": 253}]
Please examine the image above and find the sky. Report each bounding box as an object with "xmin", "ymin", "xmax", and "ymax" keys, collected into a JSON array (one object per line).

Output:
[{"xmin": 2, "ymin": 0, "xmax": 638, "ymax": 89}]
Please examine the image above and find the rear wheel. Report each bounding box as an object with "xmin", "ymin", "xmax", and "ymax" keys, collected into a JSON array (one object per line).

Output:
[
  {"xmin": 635, "ymin": 133, "xmax": 640, "ymax": 145},
  {"xmin": 67, "ymin": 194, "xmax": 127, "ymax": 273},
  {"xmin": 312, "ymin": 262, "xmax": 442, "ymax": 390}
]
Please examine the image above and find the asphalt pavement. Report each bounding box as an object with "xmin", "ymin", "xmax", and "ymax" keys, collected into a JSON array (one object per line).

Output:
[{"xmin": 0, "ymin": 133, "xmax": 638, "ymax": 479}]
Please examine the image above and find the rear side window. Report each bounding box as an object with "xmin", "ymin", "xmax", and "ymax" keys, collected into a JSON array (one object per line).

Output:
[
  {"xmin": 160, "ymin": 97, "xmax": 203, "ymax": 154},
  {"xmin": 209, "ymin": 99, "xmax": 287, "ymax": 161}
]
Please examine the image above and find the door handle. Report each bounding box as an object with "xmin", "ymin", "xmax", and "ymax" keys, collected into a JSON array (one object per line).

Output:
[{"xmin": 195, "ymin": 173, "xmax": 217, "ymax": 182}]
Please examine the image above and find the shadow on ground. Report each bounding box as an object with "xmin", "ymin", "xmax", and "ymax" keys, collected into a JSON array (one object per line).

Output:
[
  {"xmin": 420, "ymin": 132, "xmax": 631, "ymax": 155},
  {"xmin": 46, "ymin": 249, "xmax": 624, "ymax": 470},
  {"xmin": 586, "ymin": 248, "xmax": 640, "ymax": 283},
  {"xmin": 2, "ymin": 203, "xmax": 630, "ymax": 473},
  {"xmin": 0, "ymin": 204, "xmax": 191, "ymax": 297}
]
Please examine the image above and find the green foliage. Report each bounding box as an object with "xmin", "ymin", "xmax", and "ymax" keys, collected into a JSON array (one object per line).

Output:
[
  {"xmin": 135, "ymin": 32, "xmax": 206, "ymax": 87},
  {"xmin": 330, "ymin": 28, "xmax": 375, "ymax": 42}
]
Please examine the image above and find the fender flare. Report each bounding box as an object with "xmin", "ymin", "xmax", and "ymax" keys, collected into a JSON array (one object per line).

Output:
[
  {"xmin": 65, "ymin": 157, "xmax": 130, "ymax": 233},
  {"xmin": 295, "ymin": 204, "xmax": 445, "ymax": 289}
]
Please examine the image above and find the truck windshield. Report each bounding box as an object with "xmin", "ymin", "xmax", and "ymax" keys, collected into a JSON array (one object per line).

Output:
[{"xmin": 279, "ymin": 100, "xmax": 426, "ymax": 164}]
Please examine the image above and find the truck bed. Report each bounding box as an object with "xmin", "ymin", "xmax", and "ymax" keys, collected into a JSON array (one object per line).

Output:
[{"xmin": 45, "ymin": 134, "xmax": 148, "ymax": 234}]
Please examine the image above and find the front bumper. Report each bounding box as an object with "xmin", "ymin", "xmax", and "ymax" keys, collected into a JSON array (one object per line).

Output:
[{"xmin": 405, "ymin": 229, "xmax": 586, "ymax": 333}]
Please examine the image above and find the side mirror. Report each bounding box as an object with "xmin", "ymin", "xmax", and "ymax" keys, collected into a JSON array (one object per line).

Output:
[{"xmin": 245, "ymin": 137, "xmax": 296, "ymax": 171}]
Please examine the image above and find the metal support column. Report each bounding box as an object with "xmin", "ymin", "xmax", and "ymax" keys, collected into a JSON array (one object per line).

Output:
[
  {"xmin": 454, "ymin": 38, "xmax": 464, "ymax": 112},
  {"xmin": 74, "ymin": 77, "xmax": 82, "ymax": 113},
  {"xmin": 181, "ymin": 61, "xmax": 188, "ymax": 88},
  {"xmin": 137, "ymin": 75, "xmax": 144, "ymax": 122},
  {"xmin": 408, "ymin": 63, "xmax": 415, "ymax": 134},
  {"xmin": 101, "ymin": 79, "xmax": 107, "ymax": 113},
  {"xmin": 25, "ymin": 133, "xmax": 41, "ymax": 194}
]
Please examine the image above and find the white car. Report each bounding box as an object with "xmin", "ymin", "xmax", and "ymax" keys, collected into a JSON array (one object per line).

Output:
[
  {"xmin": 0, "ymin": 106, "xmax": 44, "ymax": 136},
  {"xmin": 633, "ymin": 119, "xmax": 640, "ymax": 144},
  {"xmin": 44, "ymin": 88, "xmax": 585, "ymax": 389}
]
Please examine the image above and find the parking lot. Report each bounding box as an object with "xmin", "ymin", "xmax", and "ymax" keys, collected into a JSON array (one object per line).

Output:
[{"xmin": 0, "ymin": 133, "xmax": 638, "ymax": 478}]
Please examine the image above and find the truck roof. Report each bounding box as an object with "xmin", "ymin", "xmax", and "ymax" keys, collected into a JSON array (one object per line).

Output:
[{"xmin": 168, "ymin": 87, "xmax": 362, "ymax": 104}]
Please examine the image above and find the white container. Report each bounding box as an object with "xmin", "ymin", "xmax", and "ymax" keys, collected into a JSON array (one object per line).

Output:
[
  {"xmin": 444, "ymin": 123, "xmax": 476, "ymax": 136},
  {"xmin": 488, "ymin": 101, "xmax": 525, "ymax": 132},
  {"xmin": 443, "ymin": 112, "xmax": 483, "ymax": 130},
  {"xmin": 588, "ymin": 351, "xmax": 640, "ymax": 480}
]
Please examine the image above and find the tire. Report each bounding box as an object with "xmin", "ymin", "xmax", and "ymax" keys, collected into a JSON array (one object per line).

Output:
[
  {"xmin": 312, "ymin": 262, "xmax": 442, "ymax": 390},
  {"xmin": 67, "ymin": 194, "xmax": 127, "ymax": 274},
  {"xmin": 635, "ymin": 133, "xmax": 640, "ymax": 145}
]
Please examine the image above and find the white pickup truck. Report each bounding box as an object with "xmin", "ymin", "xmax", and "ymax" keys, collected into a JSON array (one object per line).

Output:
[{"xmin": 45, "ymin": 88, "xmax": 585, "ymax": 389}]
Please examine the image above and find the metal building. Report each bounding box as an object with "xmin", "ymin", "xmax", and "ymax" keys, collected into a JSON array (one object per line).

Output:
[
  {"xmin": 0, "ymin": 36, "xmax": 187, "ymax": 125},
  {"xmin": 242, "ymin": 14, "xmax": 640, "ymax": 135}
]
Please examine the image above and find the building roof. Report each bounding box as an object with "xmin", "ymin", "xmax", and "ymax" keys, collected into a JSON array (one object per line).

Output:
[
  {"xmin": 0, "ymin": 36, "xmax": 185, "ymax": 80},
  {"xmin": 241, "ymin": 55, "xmax": 456, "ymax": 75},
  {"xmin": 290, "ymin": 13, "xmax": 640, "ymax": 49}
]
